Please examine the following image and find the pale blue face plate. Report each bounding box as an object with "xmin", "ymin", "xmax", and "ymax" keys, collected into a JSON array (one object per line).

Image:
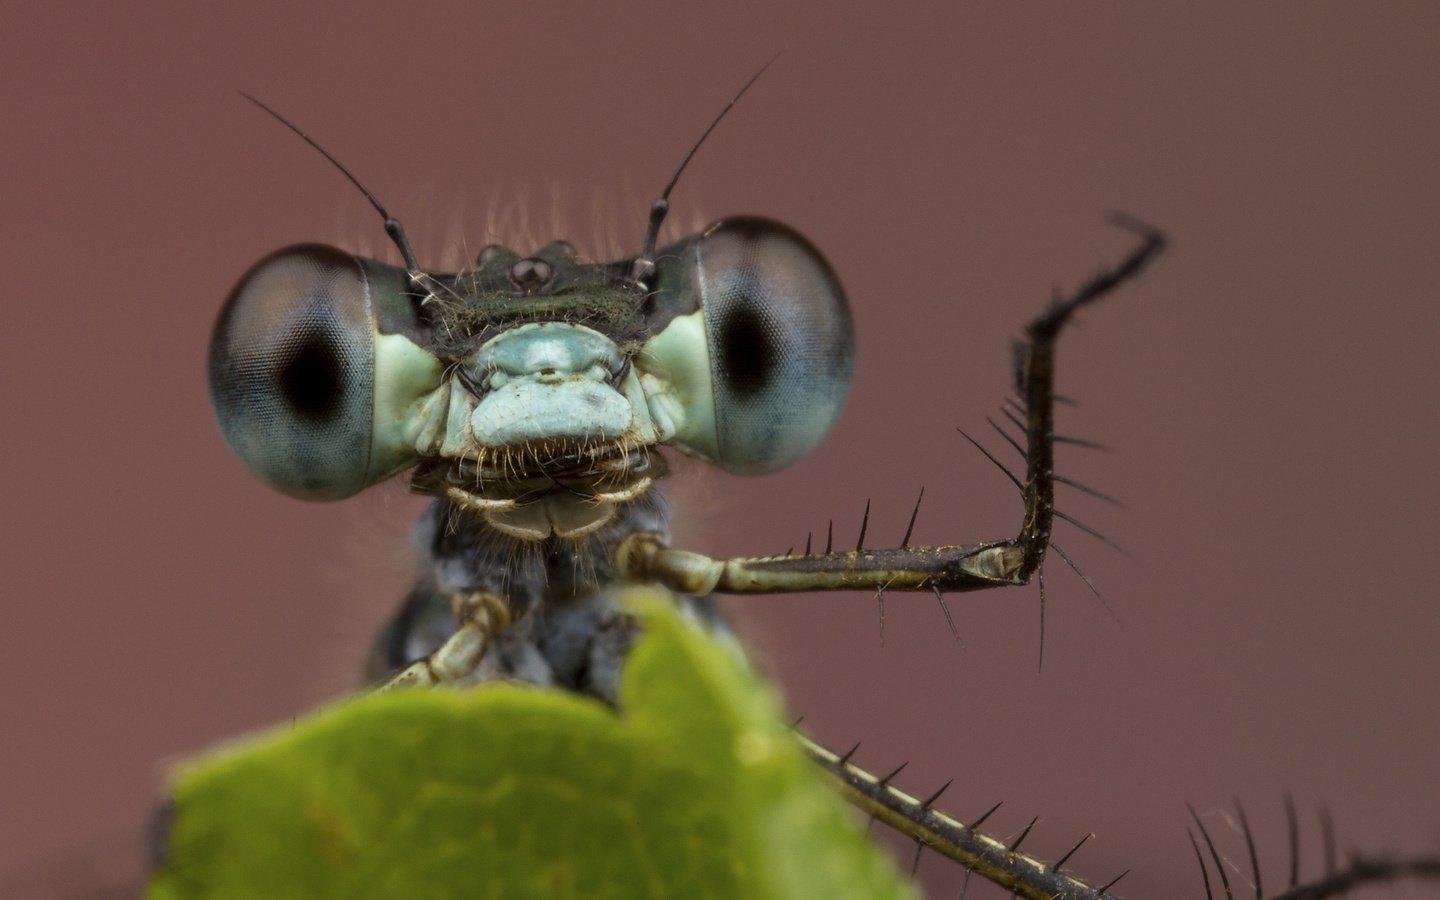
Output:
[{"xmin": 464, "ymin": 322, "xmax": 635, "ymax": 449}]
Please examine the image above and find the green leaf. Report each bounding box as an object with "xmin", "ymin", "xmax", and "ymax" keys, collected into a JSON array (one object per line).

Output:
[{"xmin": 148, "ymin": 592, "xmax": 916, "ymax": 900}]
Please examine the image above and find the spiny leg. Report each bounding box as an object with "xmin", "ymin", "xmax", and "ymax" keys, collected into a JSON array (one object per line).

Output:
[
  {"xmin": 1188, "ymin": 797, "xmax": 1440, "ymax": 900},
  {"xmin": 380, "ymin": 591, "xmax": 511, "ymax": 689},
  {"xmin": 801, "ymin": 734, "xmax": 1122, "ymax": 900},
  {"xmin": 618, "ymin": 217, "xmax": 1167, "ymax": 602},
  {"xmin": 1010, "ymin": 215, "xmax": 1163, "ymax": 580}
]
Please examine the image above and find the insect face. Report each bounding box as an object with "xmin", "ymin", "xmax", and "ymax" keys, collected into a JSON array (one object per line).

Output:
[{"xmin": 209, "ymin": 219, "xmax": 854, "ymax": 539}]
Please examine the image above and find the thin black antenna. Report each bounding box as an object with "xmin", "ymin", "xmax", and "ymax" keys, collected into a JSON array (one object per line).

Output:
[
  {"xmin": 239, "ymin": 92, "xmax": 423, "ymax": 273},
  {"xmin": 632, "ymin": 53, "xmax": 781, "ymax": 281}
]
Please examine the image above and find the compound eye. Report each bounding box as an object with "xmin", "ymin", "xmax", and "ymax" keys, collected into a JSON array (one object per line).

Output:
[
  {"xmin": 648, "ymin": 218, "xmax": 855, "ymax": 474},
  {"xmin": 209, "ymin": 245, "xmax": 385, "ymax": 499}
]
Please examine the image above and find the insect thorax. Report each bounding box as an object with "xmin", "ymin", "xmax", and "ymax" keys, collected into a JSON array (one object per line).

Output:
[{"xmin": 364, "ymin": 488, "xmax": 735, "ymax": 704}]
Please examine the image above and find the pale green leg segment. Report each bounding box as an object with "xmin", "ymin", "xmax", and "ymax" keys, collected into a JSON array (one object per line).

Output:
[{"xmin": 381, "ymin": 591, "xmax": 511, "ymax": 689}]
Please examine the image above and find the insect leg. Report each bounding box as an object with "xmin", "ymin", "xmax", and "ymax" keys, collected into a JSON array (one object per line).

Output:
[
  {"xmin": 619, "ymin": 218, "xmax": 1167, "ymax": 600},
  {"xmin": 1188, "ymin": 797, "xmax": 1440, "ymax": 900},
  {"xmin": 801, "ymin": 734, "xmax": 1121, "ymax": 900},
  {"xmin": 1009, "ymin": 215, "xmax": 1166, "ymax": 581},
  {"xmin": 617, "ymin": 532, "xmax": 1023, "ymax": 595},
  {"xmin": 379, "ymin": 591, "xmax": 511, "ymax": 689}
]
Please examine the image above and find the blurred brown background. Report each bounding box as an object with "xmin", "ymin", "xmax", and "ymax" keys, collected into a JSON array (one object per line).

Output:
[{"xmin": 2, "ymin": 4, "xmax": 1437, "ymax": 897}]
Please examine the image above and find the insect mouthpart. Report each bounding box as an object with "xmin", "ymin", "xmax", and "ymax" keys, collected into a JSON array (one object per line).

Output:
[
  {"xmin": 413, "ymin": 437, "xmax": 665, "ymax": 541},
  {"xmin": 405, "ymin": 314, "xmax": 673, "ymax": 541}
]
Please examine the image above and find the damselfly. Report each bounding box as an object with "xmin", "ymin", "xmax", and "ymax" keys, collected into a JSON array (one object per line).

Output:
[{"xmin": 178, "ymin": 71, "xmax": 1439, "ymax": 900}]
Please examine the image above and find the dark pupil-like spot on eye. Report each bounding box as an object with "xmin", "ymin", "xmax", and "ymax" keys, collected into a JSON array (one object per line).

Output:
[
  {"xmin": 719, "ymin": 304, "xmax": 774, "ymax": 398},
  {"xmin": 279, "ymin": 328, "xmax": 343, "ymax": 421}
]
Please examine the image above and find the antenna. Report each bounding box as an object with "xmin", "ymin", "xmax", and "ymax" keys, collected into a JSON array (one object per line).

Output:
[
  {"xmin": 632, "ymin": 53, "xmax": 781, "ymax": 283},
  {"xmin": 239, "ymin": 92, "xmax": 424, "ymax": 273}
]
